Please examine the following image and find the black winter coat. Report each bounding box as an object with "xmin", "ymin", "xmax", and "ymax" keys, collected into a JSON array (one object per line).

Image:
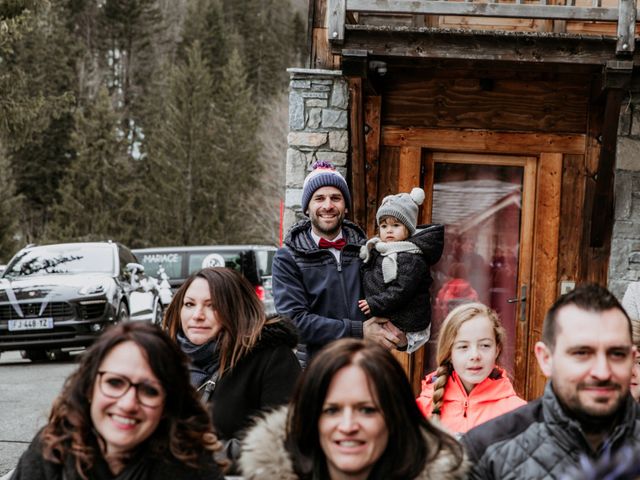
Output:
[
  {"xmin": 361, "ymin": 224, "xmax": 444, "ymax": 332},
  {"xmin": 12, "ymin": 431, "xmax": 223, "ymax": 480},
  {"xmin": 462, "ymin": 382, "xmax": 640, "ymax": 479},
  {"xmin": 208, "ymin": 318, "xmax": 301, "ymax": 443},
  {"xmin": 271, "ymin": 219, "xmax": 366, "ymax": 359}
]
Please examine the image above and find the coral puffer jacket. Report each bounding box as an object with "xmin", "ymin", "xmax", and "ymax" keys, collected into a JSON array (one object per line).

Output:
[{"xmin": 416, "ymin": 367, "xmax": 526, "ymax": 434}]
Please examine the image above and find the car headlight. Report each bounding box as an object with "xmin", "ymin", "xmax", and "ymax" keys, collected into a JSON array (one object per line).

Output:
[{"xmin": 78, "ymin": 283, "xmax": 107, "ymax": 295}]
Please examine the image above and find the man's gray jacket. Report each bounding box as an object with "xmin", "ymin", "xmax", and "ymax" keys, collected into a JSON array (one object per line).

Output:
[{"xmin": 462, "ymin": 382, "xmax": 640, "ymax": 479}]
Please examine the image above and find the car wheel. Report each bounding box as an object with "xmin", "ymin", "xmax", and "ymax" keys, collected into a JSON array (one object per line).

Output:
[
  {"xmin": 22, "ymin": 349, "xmax": 48, "ymax": 362},
  {"xmin": 117, "ymin": 302, "xmax": 130, "ymax": 323}
]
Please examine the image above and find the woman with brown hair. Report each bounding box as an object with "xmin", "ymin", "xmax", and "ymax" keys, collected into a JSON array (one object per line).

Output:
[
  {"xmin": 416, "ymin": 302, "xmax": 525, "ymax": 435},
  {"xmin": 240, "ymin": 338, "xmax": 467, "ymax": 480},
  {"xmin": 163, "ymin": 267, "xmax": 301, "ymax": 470},
  {"xmin": 12, "ymin": 322, "xmax": 223, "ymax": 479}
]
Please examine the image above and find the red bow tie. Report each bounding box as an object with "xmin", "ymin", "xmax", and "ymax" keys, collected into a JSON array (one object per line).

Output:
[{"xmin": 318, "ymin": 237, "xmax": 346, "ymax": 250}]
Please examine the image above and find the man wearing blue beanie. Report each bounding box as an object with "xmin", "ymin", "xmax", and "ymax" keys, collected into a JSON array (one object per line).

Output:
[{"xmin": 272, "ymin": 161, "xmax": 405, "ymax": 364}]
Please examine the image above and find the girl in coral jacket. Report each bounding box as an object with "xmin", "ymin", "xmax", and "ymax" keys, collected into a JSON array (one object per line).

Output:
[{"xmin": 416, "ymin": 302, "xmax": 526, "ymax": 435}]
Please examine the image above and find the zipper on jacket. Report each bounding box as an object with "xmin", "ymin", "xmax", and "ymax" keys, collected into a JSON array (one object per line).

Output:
[
  {"xmin": 337, "ymin": 258, "xmax": 350, "ymax": 313},
  {"xmin": 463, "ymin": 400, "xmax": 468, "ymax": 418}
]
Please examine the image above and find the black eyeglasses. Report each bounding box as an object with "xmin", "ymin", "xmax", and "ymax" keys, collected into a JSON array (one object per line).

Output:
[{"xmin": 97, "ymin": 371, "xmax": 165, "ymax": 408}]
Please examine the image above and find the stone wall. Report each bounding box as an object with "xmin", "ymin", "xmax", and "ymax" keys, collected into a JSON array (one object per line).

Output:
[
  {"xmin": 609, "ymin": 100, "xmax": 640, "ymax": 300},
  {"xmin": 284, "ymin": 68, "xmax": 349, "ymax": 232}
]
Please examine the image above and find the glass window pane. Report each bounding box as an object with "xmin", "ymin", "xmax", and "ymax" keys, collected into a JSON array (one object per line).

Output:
[{"xmin": 429, "ymin": 162, "xmax": 523, "ymax": 376}]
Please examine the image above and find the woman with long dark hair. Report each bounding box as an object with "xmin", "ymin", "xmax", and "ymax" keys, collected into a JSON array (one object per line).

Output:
[
  {"xmin": 12, "ymin": 322, "xmax": 223, "ymax": 479},
  {"xmin": 240, "ymin": 338, "xmax": 467, "ymax": 480},
  {"xmin": 163, "ymin": 267, "xmax": 301, "ymax": 470}
]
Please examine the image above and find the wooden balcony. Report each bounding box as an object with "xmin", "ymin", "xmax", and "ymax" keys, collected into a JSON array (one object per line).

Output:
[{"xmin": 327, "ymin": 0, "xmax": 639, "ymax": 64}]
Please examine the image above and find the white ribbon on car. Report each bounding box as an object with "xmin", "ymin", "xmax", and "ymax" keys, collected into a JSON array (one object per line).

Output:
[
  {"xmin": 1, "ymin": 282, "xmax": 54, "ymax": 319},
  {"xmin": 4, "ymin": 284, "xmax": 24, "ymax": 318}
]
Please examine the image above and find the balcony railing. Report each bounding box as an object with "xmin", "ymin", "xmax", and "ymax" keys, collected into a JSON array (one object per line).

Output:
[{"xmin": 328, "ymin": 0, "xmax": 638, "ymax": 54}]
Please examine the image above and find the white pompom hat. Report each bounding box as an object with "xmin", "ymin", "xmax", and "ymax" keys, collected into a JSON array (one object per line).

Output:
[{"xmin": 376, "ymin": 187, "xmax": 425, "ymax": 235}]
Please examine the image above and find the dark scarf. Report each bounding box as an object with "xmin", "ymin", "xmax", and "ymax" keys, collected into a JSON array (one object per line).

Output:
[{"xmin": 177, "ymin": 331, "xmax": 220, "ymax": 389}]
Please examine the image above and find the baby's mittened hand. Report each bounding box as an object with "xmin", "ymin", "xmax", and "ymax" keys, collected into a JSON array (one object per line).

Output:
[{"xmin": 358, "ymin": 299, "xmax": 371, "ymax": 315}]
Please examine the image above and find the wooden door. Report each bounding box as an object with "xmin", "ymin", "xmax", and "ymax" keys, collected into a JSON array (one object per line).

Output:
[
  {"xmin": 422, "ymin": 153, "xmax": 537, "ymax": 397},
  {"xmin": 374, "ymin": 128, "xmax": 569, "ymax": 398}
]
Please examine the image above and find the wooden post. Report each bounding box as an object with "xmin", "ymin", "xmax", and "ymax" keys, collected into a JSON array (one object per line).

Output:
[
  {"xmin": 398, "ymin": 146, "xmax": 422, "ymax": 192},
  {"xmin": 349, "ymin": 77, "xmax": 367, "ymax": 228},
  {"xmin": 392, "ymin": 145, "xmax": 424, "ymax": 395},
  {"xmin": 526, "ymin": 152, "xmax": 562, "ymax": 399},
  {"xmin": 327, "ymin": 0, "xmax": 346, "ymax": 45},
  {"xmin": 617, "ymin": 0, "xmax": 636, "ymax": 55},
  {"xmin": 364, "ymin": 96, "xmax": 382, "ymax": 237}
]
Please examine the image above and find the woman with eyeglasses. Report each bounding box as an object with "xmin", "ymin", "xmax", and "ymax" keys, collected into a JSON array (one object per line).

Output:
[{"xmin": 11, "ymin": 322, "xmax": 224, "ymax": 480}]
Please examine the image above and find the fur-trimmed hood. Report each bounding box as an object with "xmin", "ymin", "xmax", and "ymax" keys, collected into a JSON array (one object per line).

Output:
[{"xmin": 239, "ymin": 407, "xmax": 468, "ymax": 480}]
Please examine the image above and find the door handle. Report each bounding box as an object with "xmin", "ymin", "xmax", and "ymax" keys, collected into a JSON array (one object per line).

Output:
[{"xmin": 507, "ymin": 284, "xmax": 527, "ymax": 322}]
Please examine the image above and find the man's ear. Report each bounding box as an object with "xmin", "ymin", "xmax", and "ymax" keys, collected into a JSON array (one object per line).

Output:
[{"xmin": 534, "ymin": 341, "xmax": 552, "ymax": 378}]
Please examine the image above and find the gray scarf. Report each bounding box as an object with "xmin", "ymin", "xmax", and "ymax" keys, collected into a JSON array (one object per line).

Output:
[{"xmin": 176, "ymin": 331, "xmax": 220, "ymax": 389}]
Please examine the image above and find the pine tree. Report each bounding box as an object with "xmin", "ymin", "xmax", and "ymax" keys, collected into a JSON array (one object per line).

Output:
[
  {"xmin": 3, "ymin": 1, "xmax": 78, "ymax": 241},
  {"xmin": 0, "ymin": 145, "xmax": 21, "ymax": 262},
  {"xmin": 180, "ymin": 0, "xmax": 227, "ymax": 74},
  {"xmin": 144, "ymin": 41, "xmax": 220, "ymax": 245},
  {"xmin": 97, "ymin": 0, "xmax": 165, "ymax": 155},
  {"xmin": 0, "ymin": 1, "xmax": 74, "ymax": 149},
  {"xmin": 212, "ymin": 48, "xmax": 262, "ymax": 243},
  {"xmin": 47, "ymin": 87, "xmax": 132, "ymax": 242}
]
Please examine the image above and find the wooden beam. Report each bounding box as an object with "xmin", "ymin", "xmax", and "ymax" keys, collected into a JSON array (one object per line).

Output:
[
  {"xmin": 590, "ymin": 88, "xmax": 624, "ymax": 247},
  {"xmin": 340, "ymin": 26, "xmax": 633, "ymax": 65},
  {"xmin": 347, "ymin": 0, "xmax": 623, "ymax": 21},
  {"xmin": 348, "ymin": 77, "xmax": 367, "ymax": 228},
  {"xmin": 381, "ymin": 74, "xmax": 589, "ymax": 134},
  {"xmin": 364, "ymin": 96, "xmax": 382, "ymax": 237},
  {"xmin": 398, "ymin": 147, "xmax": 422, "ymax": 192},
  {"xmin": 527, "ymin": 152, "xmax": 563, "ymax": 399},
  {"xmin": 617, "ymin": 0, "xmax": 636, "ymax": 54},
  {"xmin": 557, "ymin": 154, "xmax": 587, "ymax": 285},
  {"xmin": 312, "ymin": 27, "xmax": 337, "ymax": 70},
  {"xmin": 383, "ymin": 127, "xmax": 586, "ymax": 154},
  {"xmin": 327, "ymin": 0, "xmax": 346, "ymax": 44}
]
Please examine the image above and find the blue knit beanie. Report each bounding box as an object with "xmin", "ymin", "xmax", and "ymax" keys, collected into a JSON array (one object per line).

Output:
[{"xmin": 301, "ymin": 161, "xmax": 352, "ymax": 214}]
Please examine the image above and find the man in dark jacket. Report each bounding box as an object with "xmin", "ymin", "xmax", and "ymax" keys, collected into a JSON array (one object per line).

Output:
[
  {"xmin": 463, "ymin": 284, "xmax": 640, "ymax": 479},
  {"xmin": 272, "ymin": 161, "xmax": 405, "ymax": 361}
]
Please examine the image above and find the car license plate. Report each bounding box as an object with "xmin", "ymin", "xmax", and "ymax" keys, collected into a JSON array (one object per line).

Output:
[{"xmin": 8, "ymin": 318, "xmax": 54, "ymax": 331}]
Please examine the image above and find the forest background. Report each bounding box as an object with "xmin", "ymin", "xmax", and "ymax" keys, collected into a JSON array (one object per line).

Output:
[{"xmin": 0, "ymin": 0, "xmax": 307, "ymax": 262}]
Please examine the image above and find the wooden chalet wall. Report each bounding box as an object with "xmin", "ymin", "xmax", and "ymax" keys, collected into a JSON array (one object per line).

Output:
[
  {"xmin": 366, "ymin": 64, "xmax": 614, "ymax": 397},
  {"xmin": 307, "ymin": 0, "xmax": 621, "ymax": 398}
]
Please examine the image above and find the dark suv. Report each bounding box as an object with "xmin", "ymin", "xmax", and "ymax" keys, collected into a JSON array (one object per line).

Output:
[
  {"xmin": 0, "ymin": 241, "xmax": 163, "ymax": 361},
  {"xmin": 132, "ymin": 245, "xmax": 277, "ymax": 311}
]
